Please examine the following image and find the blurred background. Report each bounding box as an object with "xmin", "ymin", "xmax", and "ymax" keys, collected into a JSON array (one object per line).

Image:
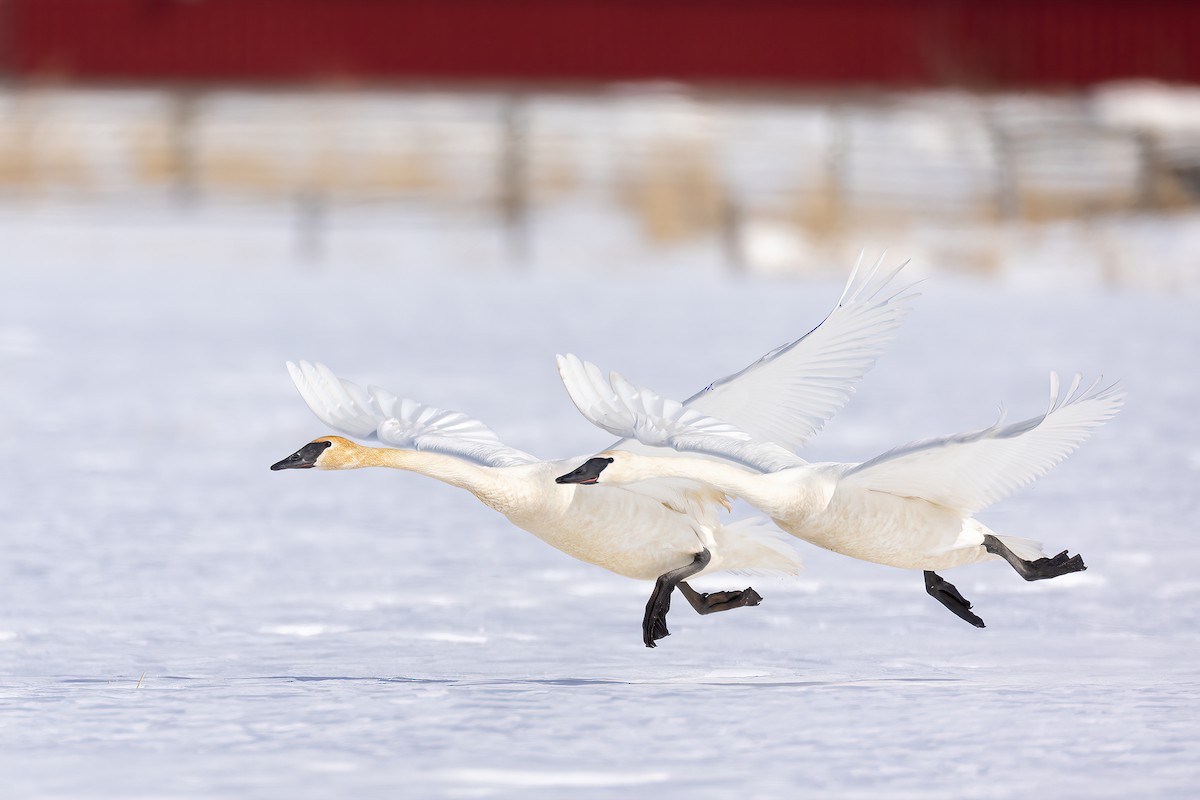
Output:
[{"xmin": 2, "ymin": 0, "xmax": 1199, "ymax": 287}]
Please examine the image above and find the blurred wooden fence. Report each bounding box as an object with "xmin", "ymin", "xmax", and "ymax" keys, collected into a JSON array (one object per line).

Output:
[{"xmin": 1, "ymin": 85, "xmax": 1198, "ymax": 267}]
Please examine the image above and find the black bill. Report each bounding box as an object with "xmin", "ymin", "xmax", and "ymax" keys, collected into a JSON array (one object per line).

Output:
[
  {"xmin": 555, "ymin": 456, "xmax": 614, "ymax": 485},
  {"xmin": 270, "ymin": 440, "xmax": 332, "ymax": 470}
]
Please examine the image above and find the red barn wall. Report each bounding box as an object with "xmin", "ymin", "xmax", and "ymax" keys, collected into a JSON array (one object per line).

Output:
[{"xmin": 4, "ymin": 0, "xmax": 1199, "ymax": 87}]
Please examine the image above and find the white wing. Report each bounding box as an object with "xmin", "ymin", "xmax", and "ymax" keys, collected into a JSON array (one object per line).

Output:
[
  {"xmin": 557, "ymin": 354, "xmax": 806, "ymax": 473},
  {"xmin": 287, "ymin": 360, "xmax": 539, "ymax": 468},
  {"xmin": 680, "ymin": 253, "xmax": 918, "ymax": 452},
  {"xmin": 618, "ymin": 476, "xmax": 731, "ymax": 526},
  {"xmin": 840, "ymin": 373, "xmax": 1125, "ymax": 515}
]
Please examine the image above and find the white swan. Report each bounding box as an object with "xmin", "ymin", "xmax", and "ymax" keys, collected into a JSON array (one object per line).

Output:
[
  {"xmin": 272, "ymin": 363, "xmax": 802, "ymax": 647},
  {"xmin": 272, "ymin": 254, "xmax": 916, "ymax": 646},
  {"xmin": 555, "ymin": 356, "xmax": 1124, "ymax": 627}
]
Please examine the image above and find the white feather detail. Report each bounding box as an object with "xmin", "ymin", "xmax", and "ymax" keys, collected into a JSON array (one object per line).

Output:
[
  {"xmin": 677, "ymin": 252, "xmax": 919, "ymax": 453},
  {"xmin": 840, "ymin": 372, "xmax": 1125, "ymax": 514},
  {"xmin": 557, "ymin": 353, "xmax": 806, "ymax": 473},
  {"xmin": 615, "ymin": 476, "xmax": 731, "ymax": 526},
  {"xmin": 287, "ymin": 360, "xmax": 539, "ymax": 469},
  {"xmin": 714, "ymin": 516, "xmax": 806, "ymax": 577}
]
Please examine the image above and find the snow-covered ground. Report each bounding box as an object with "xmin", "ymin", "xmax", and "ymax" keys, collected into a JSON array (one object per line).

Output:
[{"xmin": 1, "ymin": 252, "xmax": 1198, "ymax": 798}]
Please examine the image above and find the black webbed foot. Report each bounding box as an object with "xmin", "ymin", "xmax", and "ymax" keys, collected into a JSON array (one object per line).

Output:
[
  {"xmin": 643, "ymin": 579, "xmax": 674, "ymax": 647},
  {"xmin": 1021, "ymin": 552, "xmax": 1087, "ymax": 580},
  {"xmin": 983, "ymin": 534, "xmax": 1087, "ymax": 582},
  {"xmin": 924, "ymin": 571, "xmax": 986, "ymax": 628},
  {"xmin": 641, "ymin": 550, "xmax": 712, "ymax": 648},
  {"xmin": 704, "ymin": 587, "xmax": 763, "ymax": 611},
  {"xmin": 677, "ymin": 583, "xmax": 763, "ymax": 615}
]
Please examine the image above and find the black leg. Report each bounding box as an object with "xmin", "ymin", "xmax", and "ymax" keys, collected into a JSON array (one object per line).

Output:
[
  {"xmin": 924, "ymin": 571, "xmax": 986, "ymax": 628},
  {"xmin": 643, "ymin": 549, "xmax": 711, "ymax": 648},
  {"xmin": 982, "ymin": 534, "xmax": 1087, "ymax": 581},
  {"xmin": 677, "ymin": 582, "xmax": 763, "ymax": 615}
]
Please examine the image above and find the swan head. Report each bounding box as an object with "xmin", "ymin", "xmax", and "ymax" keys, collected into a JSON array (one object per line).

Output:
[
  {"xmin": 270, "ymin": 436, "xmax": 359, "ymax": 470},
  {"xmin": 554, "ymin": 453, "xmax": 627, "ymax": 485}
]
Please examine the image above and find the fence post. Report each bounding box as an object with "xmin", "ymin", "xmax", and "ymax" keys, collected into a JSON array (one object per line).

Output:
[
  {"xmin": 827, "ymin": 104, "xmax": 848, "ymax": 234},
  {"xmin": 170, "ymin": 88, "xmax": 199, "ymax": 206},
  {"xmin": 719, "ymin": 185, "xmax": 745, "ymax": 273},
  {"xmin": 296, "ymin": 188, "xmax": 326, "ymax": 264},
  {"xmin": 1135, "ymin": 129, "xmax": 1162, "ymax": 210},
  {"xmin": 500, "ymin": 92, "xmax": 528, "ymax": 266},
  {"xmin": 990, "ymin": 121, "xmax": 1020, "ymax": 220}
]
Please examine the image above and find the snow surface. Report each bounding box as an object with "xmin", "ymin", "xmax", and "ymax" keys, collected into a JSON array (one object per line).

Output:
[{"xmin": 1, "ymin": 255, "xmax": 1198, "ymax": 798}]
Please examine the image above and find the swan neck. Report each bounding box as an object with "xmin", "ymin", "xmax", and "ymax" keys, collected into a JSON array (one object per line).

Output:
[
  {"xmin": 357, "ymin": 446, "xmax": 498, "ymax": 495},
  {"xmin": 631, "ymin": 456, "xmax": 778, "ymax": 511}
]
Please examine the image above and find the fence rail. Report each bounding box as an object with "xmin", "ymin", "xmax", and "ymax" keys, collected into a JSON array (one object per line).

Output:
[{"xmin": 1, "ymin": 85, "xmax": 1198, "ymax": 272}]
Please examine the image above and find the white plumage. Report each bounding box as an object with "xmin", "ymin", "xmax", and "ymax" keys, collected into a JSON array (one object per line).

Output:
[
  {"xmin": 275, "ymin": 255, "xmax": 917, "ymax": 639},
  {"xmin": 288, "ymin": 360, "xmax": 538, "ymax": 468},
  {"xmin": 570, "ymin": 251, "xmax": 920, "ymax": 457},
  {"xmin": 558, "ymin": 356, "xmax": 1124, "ymax": 576},
  {"xmin": 284, "ymin": 361, "xmax": 795, "ymax": 581}
]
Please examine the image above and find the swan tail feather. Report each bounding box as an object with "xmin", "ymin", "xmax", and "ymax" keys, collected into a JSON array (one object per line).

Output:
[{"xmin": 715, "ymin": 517, "xmax": 805, "ymax": 576}]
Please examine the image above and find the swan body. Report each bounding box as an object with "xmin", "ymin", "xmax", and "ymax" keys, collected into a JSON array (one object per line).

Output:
[
  {"xmin": 276, "ymin": 252, "xmax": 916, "ymax": 578},
  {"xmin": 273, "ymin": 365, "xmax": 805, "ymax": 648},
  {"xmin": 279, "ymin": 433, "xmax": 798, "ymax": 581},
  {"xmin": 558, "ymin": 357, "xmax": 1124, "ymax": 583}
]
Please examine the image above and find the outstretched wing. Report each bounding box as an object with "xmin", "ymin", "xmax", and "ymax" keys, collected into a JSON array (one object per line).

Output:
[
  {"xmin": 680, "ymin": 252, "xmax": 918, "ymax": 453},
  {"xmin": 840, "ymin": 373, "xmax": 1124, "ymax": 515},
  {"xmin": 557, "ymin": 354, "xmax": 806, "ymax": 473},
  {"xmin": 287, "ymin": 360, "xmax": 539, "ymax": 468}
]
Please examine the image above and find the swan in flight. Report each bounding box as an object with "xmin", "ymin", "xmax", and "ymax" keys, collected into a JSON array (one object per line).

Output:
[
  {"xmin": 272, "ymin": 363, "xmax": 801, "ymax": 647},
  {"xmin": 271, "ymin": 254, "xmax": 915, "ymax": 646},
  {"xmin": 556, "ymin": 355, "xmax": 1124, "ymax": 627}
]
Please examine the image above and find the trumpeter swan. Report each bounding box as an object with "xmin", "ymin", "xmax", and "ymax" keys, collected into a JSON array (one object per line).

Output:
[
  {"xmin": 271, "ymin": 366, "xmax": 800, "ymax": 647},
  {"xmin": 556, "ymin": 355, "xmax": 1124, "ymax": 627},
  {"xmin": 272, "ymin": 254, "xmax": 915, "ymax": 645}
]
